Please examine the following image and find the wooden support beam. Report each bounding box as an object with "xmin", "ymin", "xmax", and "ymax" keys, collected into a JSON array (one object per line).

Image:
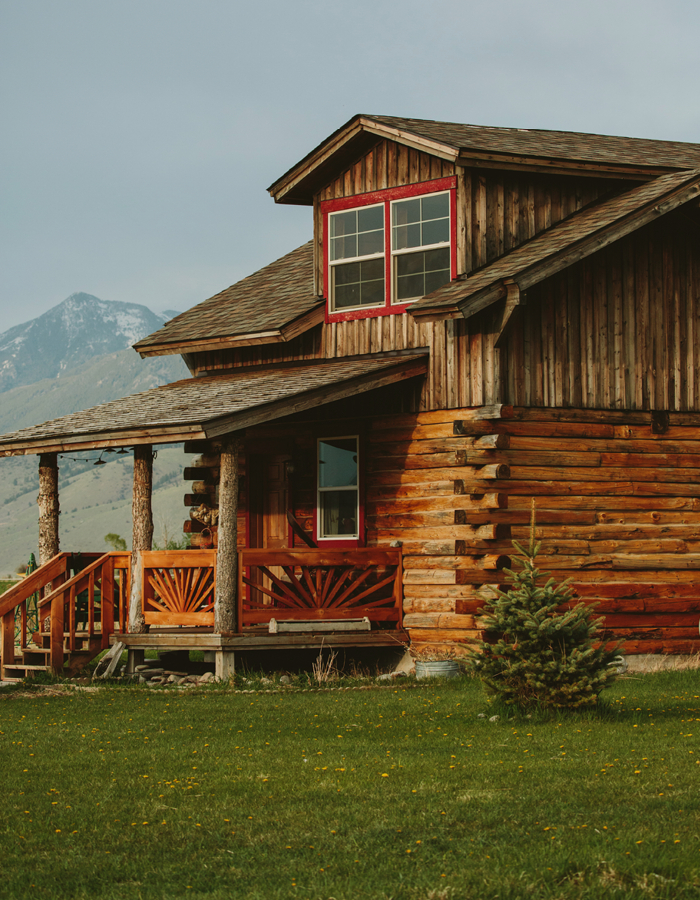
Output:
[
  {"xmin": 128, "ymin": 445, "xmax": 153, "ymax": 634},
  {"xmin": 215, "ymin": 435, "xmax": 241, "ymax": 634},
  {"xmin": 38, "ymin": 452, "xmax": 59, "ymax": 566}
]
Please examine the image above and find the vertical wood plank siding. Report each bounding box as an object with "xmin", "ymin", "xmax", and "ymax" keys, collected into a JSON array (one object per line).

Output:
[{"xmin": 503, "ymin": 213, "xmax": 700, "ymax": 411}]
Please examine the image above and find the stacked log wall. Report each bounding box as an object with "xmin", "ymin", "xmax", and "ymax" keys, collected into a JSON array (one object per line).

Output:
[{"xmin": 179, "ymin": 407, "xmax": 700, "ymax": 656}]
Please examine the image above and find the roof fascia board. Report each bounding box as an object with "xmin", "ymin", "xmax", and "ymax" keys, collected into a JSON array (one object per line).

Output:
[
  {"xmin": 456, "ymin": 153, "xmax": 661, "ymax": 181},
  {"xmin": 269, "ymin": 117, "xmax": 458, "ymax": 204},
  {"xmin": 0, "ymin": 426, "xmax": 208, "ymax": 457},
  {"xmin": 136, "ymin": 305, "xmax": 324, "ymax": 358},
  {"xmin": 269, "ymin": 121, "xmax": 366, "ymax": 202},
  {"xmin": 203, "ymin": 357, "xmax": 429, "ymax": 437},
  {"xmin": 356, "ymin": 118, "xmax": 459, "ymax": 162},
  {"xmin": 137, "ymin": 332, "xmax": 284, "ymax": 358}
]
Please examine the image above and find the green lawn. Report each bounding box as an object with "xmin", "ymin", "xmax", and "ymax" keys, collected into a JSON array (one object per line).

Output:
[{"xmin": 2, "ymin": 672, "xmax": 700, "ymax": 899}]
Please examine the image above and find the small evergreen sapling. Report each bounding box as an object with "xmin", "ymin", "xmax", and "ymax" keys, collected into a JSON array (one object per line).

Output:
[{"xmin": 471, "ymin": 503, "xmax": 622, "ymax": 708}]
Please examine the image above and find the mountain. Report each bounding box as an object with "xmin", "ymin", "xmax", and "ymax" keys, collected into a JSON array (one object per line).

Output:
[
  {"xmin": 0, "ymin": 292, "xmax": 193, "ymax": 576},
  {"xmin": 0, "ymin": 349, "xmax": 187, "ymax": 434},
  {"xmin": 0, "ymin": 292, "xmax": 172, "ymax": 391}
]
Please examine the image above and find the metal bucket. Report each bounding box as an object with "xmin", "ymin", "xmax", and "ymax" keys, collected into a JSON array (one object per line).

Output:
[{"xmin": 415, "ymin": 660, "xmax": 461, "ymax": 680}]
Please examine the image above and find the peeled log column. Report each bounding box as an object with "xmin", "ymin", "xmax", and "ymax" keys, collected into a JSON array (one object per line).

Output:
[
  {"xmin": 38, "ymin": 453, "xmax": 60, "ymax": 566},
  {"xmin": 128, "ymin": 445, "xmax": 154, "ymax": 634},
  {"xmin": 215, "ymin": 436, "xmax": 240, "ymax": 634}
]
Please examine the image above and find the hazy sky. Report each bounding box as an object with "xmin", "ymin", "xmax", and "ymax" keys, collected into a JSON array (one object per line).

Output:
[{"xmin": 2, "ymin": 0, "xmax": 700, "ymax": 331}]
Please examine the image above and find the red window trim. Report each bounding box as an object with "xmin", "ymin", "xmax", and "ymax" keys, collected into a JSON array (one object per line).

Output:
[{"xmin": 321, "ymin": 176, "xmax": 457, "ymax": 323}]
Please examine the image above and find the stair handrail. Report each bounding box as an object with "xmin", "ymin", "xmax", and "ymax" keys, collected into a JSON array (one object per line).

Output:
[
  {"xmin": 1, "ymin": 552, "xmax": 73, "ymax": 676},
  {"xmin": 0, "ymin": 553, "xmax": 72, "ymax": 620},
  {"xmin": 36, "ymin": 551, "xmax": 131, "ymax": 612},
  {"xmin": 39, "ymin": 551, "xmax": 132, "ymax": 673}
]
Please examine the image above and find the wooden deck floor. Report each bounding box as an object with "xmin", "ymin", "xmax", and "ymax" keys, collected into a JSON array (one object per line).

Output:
[{"xmin": 110, "ymin": 629, "xmax": 409, "ymax": 652}]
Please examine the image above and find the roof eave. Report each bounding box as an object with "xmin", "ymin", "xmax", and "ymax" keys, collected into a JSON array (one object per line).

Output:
[
  {"xmin": 268, "ymin": 115, "xmax": 459, "ymax": 206},
  {"xmin": 135, "ymin": 303, "xmax": 325, "ymax": 359}
]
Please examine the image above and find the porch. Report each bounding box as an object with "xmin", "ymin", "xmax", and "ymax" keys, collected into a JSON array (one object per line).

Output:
[
  {"xmin": 0, "ymin": 545, "xmax": 406, "ymax": 681},
  {"xmin": 0, "ymin": 355, "xmax": 426, "ymax": 681}
]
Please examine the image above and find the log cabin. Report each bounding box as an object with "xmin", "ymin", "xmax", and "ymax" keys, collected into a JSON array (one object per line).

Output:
[{"xmin": 3, "ymin": 114, "xmax": 700, "ymax": 679}]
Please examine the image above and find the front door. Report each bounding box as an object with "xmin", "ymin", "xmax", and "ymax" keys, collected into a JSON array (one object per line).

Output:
[{"xmin": 248, "ymin": 453, "xmax": 291, "ymax": 605}]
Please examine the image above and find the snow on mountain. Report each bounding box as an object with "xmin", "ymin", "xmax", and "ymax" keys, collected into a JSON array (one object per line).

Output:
[{"xmin": 0, "ymin": 292, "xmax": 171, "ymax": 391}]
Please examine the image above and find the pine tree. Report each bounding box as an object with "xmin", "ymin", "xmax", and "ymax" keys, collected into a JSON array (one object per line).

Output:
[{"xmin": 471, "ymin": 502, "xmax": 623, "ymax": 708}]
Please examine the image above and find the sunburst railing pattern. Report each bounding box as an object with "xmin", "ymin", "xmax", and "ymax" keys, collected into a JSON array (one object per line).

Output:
[
  {"xmin": 238, "ymin": 549, "xmax": 403, "ymax": 631},
  {"xmin": 142, "ymin": 550, "xmax": 216, "ymax": 626}
]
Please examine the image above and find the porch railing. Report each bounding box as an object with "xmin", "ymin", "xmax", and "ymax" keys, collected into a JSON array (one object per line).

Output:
[
  {"xmin": 0, "ymin": 551, "xmax": 130, "ymax": 677},
  {"xmin": 238, "ymin": 548, "xmax": 403, "ymax": 631},
  {"xmin": 141, "ymin": 550, "xmax": 216, "ymax": 626}
]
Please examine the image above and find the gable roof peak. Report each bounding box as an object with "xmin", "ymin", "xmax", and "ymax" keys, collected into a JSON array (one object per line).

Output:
[{"xmin": 269, "ymin": 114, "xmax": 700, "ymax": 206}]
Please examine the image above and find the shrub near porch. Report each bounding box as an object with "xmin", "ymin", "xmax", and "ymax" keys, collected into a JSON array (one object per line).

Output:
[{"xmin": 2, "ymin": 674, "xmax": 700, "ymax": 899}]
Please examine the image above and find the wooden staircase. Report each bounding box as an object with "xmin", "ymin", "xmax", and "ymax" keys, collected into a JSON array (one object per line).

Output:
[
  {"xmin": 2, "ymin": 630, "xmax": 105, "ymax": 681},
  {"xmin": 0, "ymin": 551, "xmax": 130, "ymax": 681}
]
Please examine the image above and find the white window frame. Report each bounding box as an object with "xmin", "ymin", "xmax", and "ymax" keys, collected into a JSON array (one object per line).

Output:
[
  {"xmin": 316, "ymin": 435, "xmax": 360, "ymax": 541},
  {"xmin": 327, "ymin": 203, "xmax": 385, "ymax": 315},
  {"xmin": 390, "ymin": 189, "xmax": 451, "ymax": 305}
]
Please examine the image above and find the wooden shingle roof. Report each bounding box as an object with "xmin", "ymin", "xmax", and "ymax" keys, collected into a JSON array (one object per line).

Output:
[
  {"xmin": 0, "ymin": 354, "xmax": 428, "ymax": 455},
  {"xmin": 269, "ymin": 114, "xmax": 700, "ymax": 205},
  {"xmin": 134, "ymin": 242, "xmax": 323, "ymax": 358},
  {"xmin": 410, "ymin": 168, "xmax": 700, "ymax": 321}
]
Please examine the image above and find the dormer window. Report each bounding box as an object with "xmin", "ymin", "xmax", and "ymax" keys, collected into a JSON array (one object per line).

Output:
[
  {"xmin": 322, "ymin": 176, "xmax": 456, "ymax": 321},
  {"xmin": 392, "ymin": 192, "xmax": 451, "ymax": 303},
  {"xmin": 329, "ymin": 204, "xmax": 385, "ymax": 309}
]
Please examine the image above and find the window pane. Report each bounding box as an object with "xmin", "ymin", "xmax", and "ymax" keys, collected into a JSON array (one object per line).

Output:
[
  {"xmin": 319, "ymin": 438, "xmax": 357, "ymax": 488},
  {"xmin": 331, "ymin": 234, "xmax": 357, "ymax": 261},
  {"xmin": 330, "ymin": 210, "xmax": 356, "ymax": 238},
  {"xmin": 395, "ymin": 248, "xmax": 451, "ymax": 302},
  {"xmin": 396, "ymin": 252, "xmax": 424, "ymax": 277},
  {"xmin": 392, "ymin": 198, "xmax": 421, "ymax": 226},
  {"xmin": 393, "ymin": 222, "xmax": 421, "ymax": 251},
  {"xmin": 361, "ymin": 276, "xmax": 385, "ymax": 306},
  {"xmin": 396, "ymin": 272, "xmax": 425, "ymax": 301},
  {"xmin": 334, "ymin": 261, "xmax": 360, "ymax": 286},
  {"xmin": 320, "ymin": 490, "xmax": 358, "ymax": 537},
  {"xmin": 357, "ymin": 228, "xmax": 384, "ymax": 257},
  {"xmin": 358, "ymin": 205, "xmax": 383, "ymax": 232},
  {"xmin": 333, "ymin": 260, "xmax": 384, "ymax": 309},
  {"xmin": 421, "ymin": 192, "xmax": 449, "ymax": 221},
  {"xmin": 421, "ymin": 217, "xmax": 449, "ymax": 246},
  {"xmin": 362, "ymin": 257, "xmax": 384, "ymax": 280},
  {"xmin": 425, "ymin": 247, "xmax": 451, "ymax": 272},
  {"xmin": 335, "ymin": 283, "xmax": 361, "ymax": 308}
]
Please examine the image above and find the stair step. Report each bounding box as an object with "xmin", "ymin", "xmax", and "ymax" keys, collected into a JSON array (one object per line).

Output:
[{"xmin": 3, "ymin": 664, "xmax": 52, "ymax": 675}]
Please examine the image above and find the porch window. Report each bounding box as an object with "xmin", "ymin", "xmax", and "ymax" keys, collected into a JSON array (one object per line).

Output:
[
  {"xmin": 322, "ymin": 175, "xmax": 457, "ymax": 321},
  {"xmin": 317, "ymin": 436, "xmax": 359, "ymax": 539}
]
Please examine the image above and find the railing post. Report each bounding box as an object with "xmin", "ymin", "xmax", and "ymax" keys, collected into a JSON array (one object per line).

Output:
[
  {"xmin": 38, "ymin": 453, "xmax": 60, "ymax": 595},
  {"xmin": 1, "ymin": 610, "xmax": 15, "ymax": 677},
  {"xmin": 101, "ymin": 558, "xmax": 115, "ymax": 649},
  {"xmin": 215, "ymin": 435, "xmax": 241, "ymax": 634},
  {"xmin": 128, "ymin": 445, "xmax": 153, "ymax": 634},
  {"xmin": 50, "ymin": 590, "xmax": 65, "ymax": 674}
]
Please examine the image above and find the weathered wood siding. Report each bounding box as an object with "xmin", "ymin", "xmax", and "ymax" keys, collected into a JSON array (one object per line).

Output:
[
  {"xmin": 502, "ymin": 211, "xmax": 700, "ymax": 411},
  {"xmin": 465, "ymin": 169, "xmax": 623, "ymax": 272},
  {"xmin": 182, "ymin": 406, "xmax": 700, "ymax": 655},
  {"xmin": 187, "ymin": 153, "xmax": 640, "ymax": 414}
]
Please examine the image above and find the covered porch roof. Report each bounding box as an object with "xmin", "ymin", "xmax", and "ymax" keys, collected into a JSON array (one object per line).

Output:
[{"xmin": 0, "ymin": 352, "xmax": 428, "ymax": 456}]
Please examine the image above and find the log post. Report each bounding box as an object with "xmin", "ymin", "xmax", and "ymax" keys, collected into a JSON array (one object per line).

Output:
[
  {"xmin": 127, "ymin": 445, "xmax": 154, "ymax": 634},
  {"xmin": 215, "ymin": 435, "xmax": 241, "ymax": 635},
  {"xmin": 38, "ymin": 453, "xmax": 60, "ymax": 565}
]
